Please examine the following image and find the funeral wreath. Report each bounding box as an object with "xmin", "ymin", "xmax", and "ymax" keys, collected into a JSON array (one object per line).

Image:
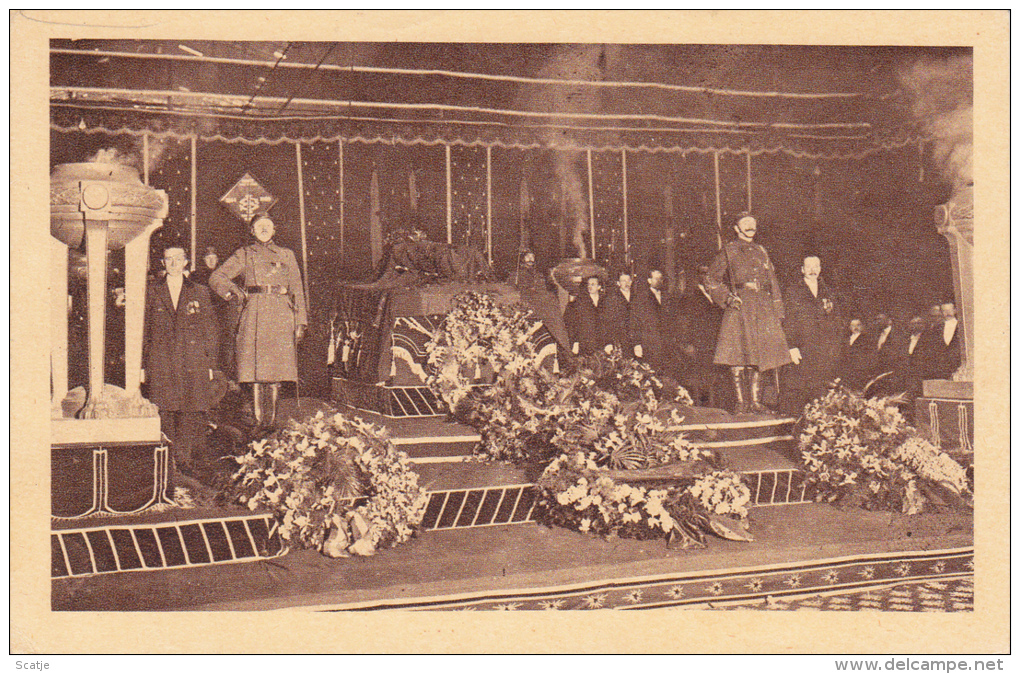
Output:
[
  {"xmin": 798, "ymin": 385, "xmax": 971, "ymax": 514},
  {"xmin": 230, "ymin": 409, "xmax": 429, "ymax": 557}
]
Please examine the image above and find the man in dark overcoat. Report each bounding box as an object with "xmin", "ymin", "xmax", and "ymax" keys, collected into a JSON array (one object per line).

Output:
[
  {"xmin": 564, "ymin": 275, "xmax": 608, "ymax": 357},
  {"xmin": 632, "ymin": 268, "xmax": 670, "ymax": 374},
  {"xmin": 602, "ymin": 269, "xmax": 635, "ymax": 357},
  {"xmin": 838, "ymin": 318, "xmax": 875, "ymax": 391},
  {"xmin": 780, "ymin": 256, "xmax": 843, "ymax": 415},
  {"xmin": 142, "ymin": 245, "xmax": 219, "ymax": 473},
  {"xmin": 210, "ymin": 216, "xmax": 308, "ymax": 428},
  {"xmin": 928, "ymin": 302, "xmax": 962, "ymax": 380},
  {"xmin": 704, "ymin": 214, "xmax": 791, "ymax": 413}
]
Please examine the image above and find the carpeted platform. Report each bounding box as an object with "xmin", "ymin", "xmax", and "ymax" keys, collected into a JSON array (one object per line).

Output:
[{"xmin": 51, "ymin": 502, "xmax": 973, "ymax": 612}]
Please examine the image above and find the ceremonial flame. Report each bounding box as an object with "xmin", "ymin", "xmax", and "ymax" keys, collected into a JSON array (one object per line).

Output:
[
  {"xmin": 87, "ymin": 147, "xmax": 133, "ymax": 166},
  {"xmin": 899, "ymin": 54, "xmax": 973, "ymax": 191}
]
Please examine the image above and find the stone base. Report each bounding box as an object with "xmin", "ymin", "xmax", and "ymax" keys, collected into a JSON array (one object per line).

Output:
[
  {"xmin": 915, "ymin": 396, "xmax": 974, "ymax": 458},
  {"xmin": 52, "ymin": 437, "xmax": 172, "ymax": 518},
  {"xmin": 922, "ymin": 379, "xmax": 974, "ymax": 400}
]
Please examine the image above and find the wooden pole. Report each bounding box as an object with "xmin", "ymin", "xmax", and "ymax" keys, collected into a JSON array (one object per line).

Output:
[
  {"xmin": 295, "ymin": 141, "xmax": 310, "ymax": 312},
  {"xmin": 486, "ymin": 145, "xmax": 493, "ymax": 263},
  {"xmin": 338, "ymin": 139, "xmax": 345, "ymax": 260},
  {"xmin": 586, "ymin": 149, "xmax": 596, "ymax": 259},
  {"xmin": 190, "ymin": 135, "xmax": 197, "ymax": 269},
  {"xmin": 142, "ymin": 133, "xmax": 149, "ymax": 186},
  {"xmin": 745, "ymin": 149, "xmax": 753, "ymax": 212},
  {"xmin": 713, "ymin": 150, "xmax": 723, "ymax": 250},
  {"xmin": 445, "ymin": 144, "xmax": 453, "ymax": 244},
  {"xmin": 621, "ymin": 149, "xmax": 629, "ymax": 265}
]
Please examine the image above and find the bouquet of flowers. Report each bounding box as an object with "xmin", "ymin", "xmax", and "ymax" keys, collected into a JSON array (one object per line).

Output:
[
  {"xmin": 799, "ymin": 385, "xmax": 970, "ymax": 513},
  {"xmin": 230, "ymin": 409, "xmax": 429, "ymax": 557}
]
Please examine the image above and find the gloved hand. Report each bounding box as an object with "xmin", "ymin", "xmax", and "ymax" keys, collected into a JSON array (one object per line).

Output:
[
  {"xmin": 634, "ymin": 344, "xmax": 644, "ymax": 358},
  {"xmin": 789, "ymin": 348, "xmax": 802, "ymax": 365}
]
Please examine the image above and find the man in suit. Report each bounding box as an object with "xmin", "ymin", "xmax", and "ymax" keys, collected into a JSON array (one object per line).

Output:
[
  {"xmin": 564, "ymin": 275, "xmax": 608, "ymax": 357},
  {"xmin": 675, "ymin": 269, "xmax": 725, "ymax": 407},
  {"xmin": 142, "ymin": 245, "xmax": 220, "ymax": 474},
  {"xmin": 838, "ymin": 318, "xmax": 874, "ymax": 391},
  {"xmin": 632, "ymin": 268, "xmax": 670, "ymax": 374},
  {"xmin": 780, "ymin": 256, "xmax": 843, "ymax": 415},
  {"xmin": 602, "ymin": 269, "xmax": 635, "ymax": 357},
  {"xmin": 929, "ymin": 302, "xmax": 962, "ymax": 379},
  {"xmin": 899, "ymin": 316, "xmax": 931, "ymax": 398}
]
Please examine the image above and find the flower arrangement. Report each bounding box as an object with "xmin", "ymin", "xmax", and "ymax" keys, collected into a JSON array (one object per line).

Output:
[
  {"xmin": 425, "ymin": 291, "xmax": 543, "ymax": 412},
  {"xmin": 426, "ymin": 292, "xmax": 750, "ymax": 548},
  {"xmin": 429, "ymin": 297, "xmax": 698, "ymax": 467},
  {"xmin": 229, "ymin": 409, "xmax": 429, "ymax": 557},
  {"xmin": 798, "ymin": 385, "xmax": 970, "ymax": 514},
  {"xmin": 534, "ymin": 451, "xmax": 753, "ymax": 547}
]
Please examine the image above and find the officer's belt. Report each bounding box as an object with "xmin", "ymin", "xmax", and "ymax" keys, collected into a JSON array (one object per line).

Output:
[{"xmin": 246, "ymin": 285, "xmax": 290, "ymax": 295}]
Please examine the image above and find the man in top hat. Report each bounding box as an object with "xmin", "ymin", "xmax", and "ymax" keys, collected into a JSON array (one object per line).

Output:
[
  {"xmin": 142, "ymin": 243, "xmax": 220, "ymax": 474},
  {"xmin": 704, "ymin": 213, "xmax": 791, "ymax": 414},
  {"xmin": 209, "ymin": 215, "xmax": 308, "ymax": 429}
]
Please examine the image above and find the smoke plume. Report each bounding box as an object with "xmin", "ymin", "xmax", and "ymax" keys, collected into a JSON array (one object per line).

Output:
[
  {"xmin": 520, "ymin": 45, "xmax": 608, "ymax": 258},
  {"xmin": 899, "ymin": 54, "xmax": 973, "ymax": 191}
]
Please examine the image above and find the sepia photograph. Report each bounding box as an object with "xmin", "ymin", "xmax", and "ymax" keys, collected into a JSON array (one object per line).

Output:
[{"xmin": 10, "ymin": 10, "xmax": 1009, "ymax": 655}]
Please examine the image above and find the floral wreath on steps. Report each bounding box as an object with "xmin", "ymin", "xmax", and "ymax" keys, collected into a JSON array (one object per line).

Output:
[
  {"xmin": 427, "ymin": 290, "xmax": 755, "ymax": 549},
  {"xmin": 229, "ymin": 408, "xmax": 429, "ymax": 558}
]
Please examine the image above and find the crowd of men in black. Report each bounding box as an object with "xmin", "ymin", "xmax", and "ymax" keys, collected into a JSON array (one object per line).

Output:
[{"xmin": 539, "ymin": 258, "xmax": 961, "ymax": 419}]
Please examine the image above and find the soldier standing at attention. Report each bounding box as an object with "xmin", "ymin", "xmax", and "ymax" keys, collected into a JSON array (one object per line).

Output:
[
  {"xmin": 210, "ymin": 216, "xmax": 308, "ymax": 429},
  {"xmin": 704, "ymin": 213, "xmax": 791, "ymax": 414}
]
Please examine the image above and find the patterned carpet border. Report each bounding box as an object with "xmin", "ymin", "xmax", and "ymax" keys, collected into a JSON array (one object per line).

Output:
[
  {"xmin": 700, "ymin": 576, "xmax": 974, "ymax": 612},
  {"xmin": 311, "ymin": 547, "xmax": 973, "ymax": 611}
]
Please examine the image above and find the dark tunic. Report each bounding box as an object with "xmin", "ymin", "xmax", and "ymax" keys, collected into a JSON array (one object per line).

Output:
[
  {"xmin": 511, "ymin": 266, "xmax": 571, "ymax": 351},
  {"xmin": 209, "ymin": 241, "xmax": 308, "ymax": 383},
  {"xmin": 142, "ymin": 278, "xmax": 219, "ymax": 412},
  {"xmin": 780, "ymin": 278, "xmax": 843, "ymax": 413},
  {"xmin": 705, "ymin": 239, "xmax": 791, "ymax": 371}
]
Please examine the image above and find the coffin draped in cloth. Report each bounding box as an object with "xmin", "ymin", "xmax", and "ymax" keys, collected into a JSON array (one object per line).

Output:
[{"xmin": 329, "ymin": 280, "xmax": 560, "ymax": 416}]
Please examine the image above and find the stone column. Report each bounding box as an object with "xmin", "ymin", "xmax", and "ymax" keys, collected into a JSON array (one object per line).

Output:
[
  {"xmin": 81, "ymin": 219, "xmax": 109, "ymax": 419},
  {"xmin": 934, "ymin": 184, "xmax": 974, "ymax": 383},
  {"xmin": 50, "ymin": 237, "xmax": 69, "ymax": 415},
  {"xmin": 123, "ymin": 221, "xmax": 161, "ymax": 405}
]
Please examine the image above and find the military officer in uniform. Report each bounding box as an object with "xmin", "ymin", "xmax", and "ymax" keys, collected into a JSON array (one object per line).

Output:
[
  {"xmin": 704, "ymin": 214, "xmax": 791, "ymax": 414},
  {"xmin": 210, "ymin": 216, "xmax": 308, "ymax": 429}
]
